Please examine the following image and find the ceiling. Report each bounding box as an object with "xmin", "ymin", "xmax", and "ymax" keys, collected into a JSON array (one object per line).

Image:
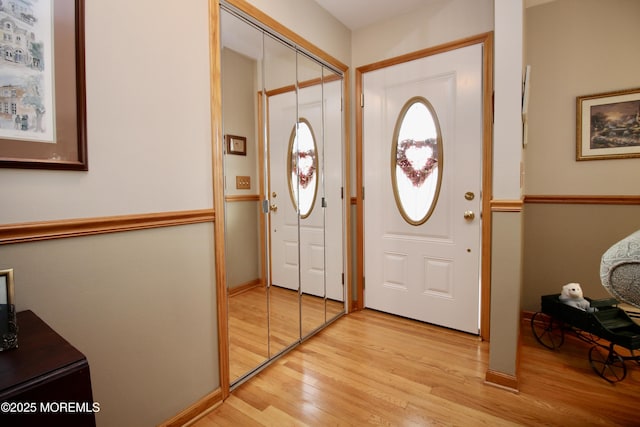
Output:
[
  {"xmin": 312, "ymin": 0, "xmax": 433, "ymax": 30},
  {"xmin": 312, "ymin": 0, "xmax": 555, "ymax": 31}
]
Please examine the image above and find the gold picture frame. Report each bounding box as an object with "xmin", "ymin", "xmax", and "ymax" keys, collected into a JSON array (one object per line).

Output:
[{"xmin": 577, "ymin": 87, "xmax": 640, "ymax": 161}]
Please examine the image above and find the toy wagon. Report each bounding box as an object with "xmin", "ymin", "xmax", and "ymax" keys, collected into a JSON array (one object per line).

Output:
[
  {"xmin": 531, "ymin": 294, "xmax": 640, "ymax": 382},
  {"xmin": 531, "ymin": 230, "xmax": 640, "ymax": 382}
]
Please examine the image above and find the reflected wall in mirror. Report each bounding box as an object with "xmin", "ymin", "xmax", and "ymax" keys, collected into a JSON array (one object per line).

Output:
[
  {"xmin": 0, "ymin": 268, "xmax": 17, "ymax": 351},
  {"xmin": 220, "ymin": 1, "xmax": 346, "ymax": 388},
  {"xmin": 221, "ymin": 9, "xmax": 268, "ymax": 383}
]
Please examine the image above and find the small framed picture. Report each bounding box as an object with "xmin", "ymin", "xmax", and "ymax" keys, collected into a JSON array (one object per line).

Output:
[
  {"xmin": 576, "ymin": 88, "xmax": 640, "ymax": 160},
  {"xmin": 0, "ymin": 269, "xmax": 18, "ymax": 351},
  {"xmin": 226, "ymin": 134, "xmax": 247, "ymax": 156}
]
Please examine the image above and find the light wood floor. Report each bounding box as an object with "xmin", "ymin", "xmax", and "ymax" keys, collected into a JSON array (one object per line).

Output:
[
  {"xmin": 229, "ymin": 286, "xmax": 345, "ymax": 382},
  {"xmin": 196, "ymin": 309, "xmax": 639, "ymax": 426}
]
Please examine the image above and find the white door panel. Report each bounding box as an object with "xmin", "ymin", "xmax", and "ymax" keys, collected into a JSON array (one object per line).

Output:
[
  {"xmin": 269, "ymin": 91, "xmax": 299, "ymax": 291},
  {"xmin": 364, "ymin": 44, "xmax": 482, "ymax": 334},
  {"xmin": 298, "ymin": 84, "xmax": 325, "ymax": 298},
  {"xmin": 323, "ymin": 79, "xmax": 345, "ymax": 302}
]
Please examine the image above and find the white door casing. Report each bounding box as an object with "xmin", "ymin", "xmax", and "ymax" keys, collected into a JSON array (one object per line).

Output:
[{"xmin": 363, "ymin": 43, "xmax": 483, "ymax": 334}]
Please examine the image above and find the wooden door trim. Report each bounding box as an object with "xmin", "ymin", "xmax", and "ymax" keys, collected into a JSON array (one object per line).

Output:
[
  {"xmin": 355, "ymin": 32, "xmax": 494, "ymax": 341},
  {"xmin": 210, "ymin": 0, "xmax": 230, "ymax": 400}
]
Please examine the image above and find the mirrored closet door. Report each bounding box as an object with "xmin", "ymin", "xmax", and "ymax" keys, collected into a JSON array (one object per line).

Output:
[{"xmin": 220, "ymin": 2, "xmax": 346, "ymax": 387}]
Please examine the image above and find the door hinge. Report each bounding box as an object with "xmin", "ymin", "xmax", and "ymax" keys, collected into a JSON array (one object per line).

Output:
[
  {"xmin": 341, "ymin": 187, "xmax": 344, "ymax": 199},
  {"xmin": 362, "ymin": 277, "xmax": 365, "ymax": 290},
  {"xmin": 492, "ymin": 91, "xmax": 495, "ymax": 124},
  {"xmin": 360, "ymin": 93, "xmax": 364, "ymax": 108},
  {"xmin": 362, "ymin": 186, "xmax": 365, "ymax": 200},
  {"xmin": 322, "ymin": 197, "xmax": 327, "ymax": 208},
  {"xmin": 341, "ymin": 273, "xmax": 344, "ymax": 285}
]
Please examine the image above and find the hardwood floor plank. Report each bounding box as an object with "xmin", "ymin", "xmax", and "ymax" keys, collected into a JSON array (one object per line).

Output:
[{"xmin": 195, "ymin": 310, "xmax": 640, "ymax": 426}]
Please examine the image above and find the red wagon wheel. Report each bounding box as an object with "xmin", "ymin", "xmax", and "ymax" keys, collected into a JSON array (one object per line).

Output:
[{"xmin": 531, "ymin": 312, "xmax": 564, "ymax": 350}]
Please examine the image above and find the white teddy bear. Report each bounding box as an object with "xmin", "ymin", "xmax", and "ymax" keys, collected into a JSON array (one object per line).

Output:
[{"xmin": 559, "ymin": 283, "xmax": 597, "ymax": 312}]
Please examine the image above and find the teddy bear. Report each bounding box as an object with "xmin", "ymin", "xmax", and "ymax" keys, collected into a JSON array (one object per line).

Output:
[{"xmin": 559, "ymin": 283, "xmax": 598, "ymax": 312}]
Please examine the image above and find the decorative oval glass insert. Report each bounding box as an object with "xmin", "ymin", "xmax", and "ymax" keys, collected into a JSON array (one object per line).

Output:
[
  {"xmin": 391, "ymin": 97, "xmax": 443, "ymax": 225},
  {"xmin": 287, "ymin": 118, "xmax": 318, "ymax": 218}
]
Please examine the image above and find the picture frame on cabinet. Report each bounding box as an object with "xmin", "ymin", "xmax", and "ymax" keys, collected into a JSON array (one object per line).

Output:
[{"xmin": 0, "ymin": 269, "xmax": 18, "ymax": 351}]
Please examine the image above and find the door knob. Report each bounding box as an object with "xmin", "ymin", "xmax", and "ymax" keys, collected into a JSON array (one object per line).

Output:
[
  {"xmin": 270, "ymin": 203, "xmax": 278, "ymax": 213},
  {"xmin": 463, "ymin": 210, "xmax": 475, "ymax": 221}
]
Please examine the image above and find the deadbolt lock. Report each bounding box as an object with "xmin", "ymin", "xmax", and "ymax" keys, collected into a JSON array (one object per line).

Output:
[{"xmin": 464, "ymin": 192, "xmax": 475, "ymax": 201}]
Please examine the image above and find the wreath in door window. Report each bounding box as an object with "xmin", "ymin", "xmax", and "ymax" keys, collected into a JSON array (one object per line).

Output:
[
  {"xmin": 287, "ymin": 118, "xmax": 318, "ymax": 218},
  {"xmin": 391, "ymin": 97, "xmax": 443, "ymax": 226}
]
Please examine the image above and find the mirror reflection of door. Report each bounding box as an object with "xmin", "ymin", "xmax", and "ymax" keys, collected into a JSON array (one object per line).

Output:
[
  {"xmin": 220, "ymin": 2, "xmax": 346, "ymax": 389},
  {"xmin": 265, "ymin": 33, "xmax": 301, "ymax": 357},
  {"xmin": 321, "ymin": 70, "xmax": 345, "ymax": 323},
  {"xmin": 296, "ymin": 53, "xmax": 326, "ymax": 338}
]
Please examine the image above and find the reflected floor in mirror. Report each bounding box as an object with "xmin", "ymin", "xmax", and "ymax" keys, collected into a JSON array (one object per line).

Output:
[
  {"xmin": 198, "ymin": 309, "xmax": 639, "ymax": 426},
  {"xmin": 229, "ymin": 285, "xmax": 344, "ymax": 381}
]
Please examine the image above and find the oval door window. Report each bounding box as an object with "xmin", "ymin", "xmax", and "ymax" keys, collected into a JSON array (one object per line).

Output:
[
  {"xmin": 287, "ymin": 118, "xmax": 318, "ymax": 218},
  {"xmin": 391, "ymin": 97, "xmax": 443, "ymax": 225}
]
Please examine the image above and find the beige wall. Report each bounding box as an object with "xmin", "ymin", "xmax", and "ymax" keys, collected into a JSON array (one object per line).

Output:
[
  {"xmin": 524, "ymin": 0, "xmax": 640, "ymax": 195},
  {"xmin": 488, "ymin": 0, "xmax": 524, "ymax": 380},
  {"xmin": 489, "ymin": 211, "xmax": 524, "ymax": 374},
  {"xmin": 0, "ymin": 224, "xmax": 218, "ymax": 426},
  {"xmin": 0, "ymin": 0, "xmax": 213, "ymax": 224},
  {"xmin": 523, "ymin": 0, "xmax": 640, "ymax": 311},
  {"xmin": 523, "ymin": 203, "xmax": 640, "ymax": 311}
]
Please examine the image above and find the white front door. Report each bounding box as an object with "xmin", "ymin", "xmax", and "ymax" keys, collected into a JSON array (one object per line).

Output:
[
  {"xmin": 363, "ymin": 43, "xmax": 483, "ymax": 334},
  {"xmin": 268, "ymin": 84, "xmax": 343, "ymax": 298}
]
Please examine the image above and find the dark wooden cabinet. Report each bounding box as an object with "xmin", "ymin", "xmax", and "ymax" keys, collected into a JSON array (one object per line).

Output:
[{"xmin": 0, "ymin": 310, "xmax": 96, "ymax": 427}]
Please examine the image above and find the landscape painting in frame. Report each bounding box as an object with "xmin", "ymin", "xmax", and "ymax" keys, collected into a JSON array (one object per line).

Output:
[
  {"xmin": 577, "ymin": 88, "xmax": 640, "ymax": 160},
  {"xmin": 0, "ymin": 0, "xmax": 54, "ymax": 143}
]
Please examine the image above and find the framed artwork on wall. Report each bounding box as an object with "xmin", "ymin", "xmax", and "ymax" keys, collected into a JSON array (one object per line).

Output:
[
  {"xmin": 577, "ymin": 87, "xmax": 640, "ymax": 161},
  {"xmin": 0, "ymin": 0, "xmax": 87, "ymax": 170},
  {"xmin": 226, "ymin": 134, "xmax": 246, "ymax": 156}
]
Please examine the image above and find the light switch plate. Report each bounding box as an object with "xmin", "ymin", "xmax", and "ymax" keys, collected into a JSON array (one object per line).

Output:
[{"xmin": 236, "ymin": 176, "xmax": 250, "ymax": 189}]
